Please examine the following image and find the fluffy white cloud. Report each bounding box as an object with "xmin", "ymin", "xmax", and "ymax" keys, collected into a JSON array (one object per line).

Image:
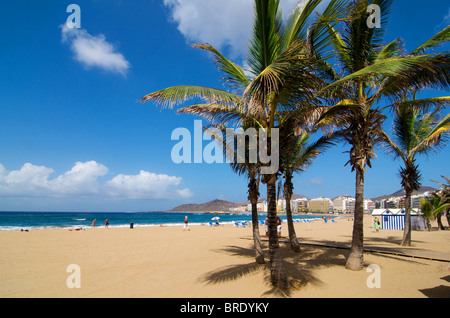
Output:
[
  {"xmin": 51, "ymin": 161, "xmax": 108, "ymax": 195},
  {"xmin": 0, "ymin": 161, "xmax": 191, "ymax": 200},
  {"xmin": 163, "ymin": 0, "xmax": 299, "ymax": 59},
  {"xmin": 61, "ymin": 25, "xmax": 130, "ymax": 76},
  {"xmin": 105, "ymin": 170, "xmax": 193, "ymax": 200}
]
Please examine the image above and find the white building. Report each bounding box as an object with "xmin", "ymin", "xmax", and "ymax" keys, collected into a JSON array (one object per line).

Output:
[{"xmin": 333, "ymin": 196, "xmax": 355, "ymax": 213}]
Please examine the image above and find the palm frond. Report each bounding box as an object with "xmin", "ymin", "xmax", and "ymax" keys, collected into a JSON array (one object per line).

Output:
[
  {"xmin": 140, "ymin": 85, "xmax": 241, "ymax": 109},
  {"xmin": 377, "ymin": 52, "xmax": 450, "ymax": 99},
  {"xmin": 247, "ymin": 0, "xmax": 283, "ymax": 77},
  {"xmin": 306, "ymin": 0, "xmax": 350, "ymax": 59},
  {"xmin": 411, "ymin": 25, "xmax": 450, "ymax": 55},
  {"xmin": 374, "ymin": 38, "xmax": 403, "ymax": 64},
  {"xmin": 284, "ymin": 0, "xmax": 324, "ymax": 46},
  {"xmin": 412, "ymin": 113, "xmax": 450, "ymax": 155},
  {"xmin": 192, "ymin": 43, "xmax": 250, "ymax": 90},
  {"xmin": 342, "ymin": 0, "xmax": 394, "ymax": 73},
  {"xmin": 177, "ymin": 104, "xmax": 263, "ymax": 128},
  {"xmin": 390, "ymin": 96, "xmax": 450, "ymax": 113},
  {"xmin": 319, "ymin": 53, "xmax": 450, "ymax": 97}
]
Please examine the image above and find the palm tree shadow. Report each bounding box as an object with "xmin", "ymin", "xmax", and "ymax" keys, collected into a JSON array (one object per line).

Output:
[{"xmin": 199, "ymin": 243, "xmax": 347, "ymax": 297}]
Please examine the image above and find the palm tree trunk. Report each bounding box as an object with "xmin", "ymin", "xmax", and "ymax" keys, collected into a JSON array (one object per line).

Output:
[
  {"xmin": 251, "ymin": 200, "xmax": 265, "ymax": 263},
  {"xmin": 401, "ymin": 188, "xmax": 413, "ymax": 246},
  {"xmin": 446, "ymin": 213, "xmax": 450, "ymax": 228},
  {"xmin": 284, "ymin": 176, "xmax": 300, "ymax": 252},
  {"xmin": 437, "ymin": 213, "xmax": 446, "ymax": 230},
  {"xmin": 248, "ymin": 176, "xmax": 265, "ymax": 264},
  {"xmin": 266, "ymin": 173, "xmax": 289, "ymax": 289},
  {"xmin": 426, "ymin": 218, "xmax": 432, "ymax": 231},
  {"xmin": 346, "ymin": 166, "xmax": 365, "ymax": 271}
]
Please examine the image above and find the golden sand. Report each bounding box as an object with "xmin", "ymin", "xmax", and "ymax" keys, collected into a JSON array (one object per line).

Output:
[{"xmin": 0, "ymin": 216, "xmax": 449, "ymax": 298}]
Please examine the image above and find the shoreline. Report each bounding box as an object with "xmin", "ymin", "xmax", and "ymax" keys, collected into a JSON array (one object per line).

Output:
[
  {"xmin": 0, "ymin": 212, "xmax": 334, "ymax": 232},
  {"xmin": 0, "ymin": 215, "xmax": 448, "ymax": 298}
]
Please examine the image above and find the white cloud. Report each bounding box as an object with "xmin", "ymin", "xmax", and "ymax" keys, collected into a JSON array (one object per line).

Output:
[
  {"xmin": 163, "ymin": 0, "xmax": 298, "ymax": 59},
  {"xmin": 105, "ymin": 170, "xmax": 193, "ymax": 200},
  {"xmin": 0, "ymin": 161, "xmax": 191, "ymax": 201},
  {"xmin": 51, "ymin": 161, "xmax": 108, "ymax": 195},
  {"xmin": 435, "ymin": 6, "xmax": 450, "ymax": 32},
  {"xmin": 61, "ymin": 25, "xmax": 130, "ymax": 76},
  {"xmin": 310, "ymin": 177, "xmax": 324, "ymax": 186}
]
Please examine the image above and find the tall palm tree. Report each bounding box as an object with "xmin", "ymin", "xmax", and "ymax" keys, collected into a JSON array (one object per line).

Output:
[
  {"xmin": 279, "ymin": 126, "xmax": 336, "ymax": 252},
  {"xmin": 203, "ymin": 122, "xmax": 266, "ymax": 264},
  {"xmin": 141, "ymin": 0, "xmax": 349, "ymax": 288},
  {"xmin": 317, "ymin": 0, "xmax": 450, "ymax": 270},
  {"xmin": 381, "ymin": 104, "xmax": 450, "ymax": 245}
]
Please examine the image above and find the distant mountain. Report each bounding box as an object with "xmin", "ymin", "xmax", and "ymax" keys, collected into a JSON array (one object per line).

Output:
[
  {"xmin": 371, "ymin": 186, "xmax": 436, "ymax": 201},
  {"xmin": 168, "ymin": 199, "xmax": 244, "ymax": 213},
  {"xmin": 167, "ymin": 194, "xmax": 310, "ymax": 212}
]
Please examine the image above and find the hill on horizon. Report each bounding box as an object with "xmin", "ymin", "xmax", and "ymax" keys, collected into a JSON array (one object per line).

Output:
[
  {"xmin": 371, "ymin": 186, "xmax": 436, "ymax": 201},
  {"xmin": 168, "ymin": 199, "xmax": 244, "ymax": 213},
  {"xmin": 167, "ymin": 194, "xmax": 309, "ymax": 212}
]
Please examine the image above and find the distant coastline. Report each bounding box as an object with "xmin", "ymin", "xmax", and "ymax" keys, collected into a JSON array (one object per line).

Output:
[{"xmin": 165, "ymin": 186, "xmax": 437, "ymax": 214}]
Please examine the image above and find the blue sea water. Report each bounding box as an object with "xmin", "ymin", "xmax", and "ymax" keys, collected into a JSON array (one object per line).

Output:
[{"xmin": 0, "ymin": 211, "xmax": 323, "ymax": 231}]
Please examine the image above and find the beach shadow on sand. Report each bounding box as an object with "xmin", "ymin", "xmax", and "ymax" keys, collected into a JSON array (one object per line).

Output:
[{"xmin": 198, "ymin": 242, "xmax": 348, "ymax": 297}]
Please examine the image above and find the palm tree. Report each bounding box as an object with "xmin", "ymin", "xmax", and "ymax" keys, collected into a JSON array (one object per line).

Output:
[
  {"xmin": 420, "ymin": 197, "xmax": 434, "ymax": 231},
  {"xmin": 317, "ymin": 0, "xmax": 450, "ymax": 270},
  {"xmin": 420, "ymin": 193, "xmax": 450, "ymax": 231},
  {"xmin": 279, "ymin": 127, "xmax": 336, "ymax": 252},
  {"xmin": 203, "ymin": 122, "xmax": 266, "ymax": 263},
  {"xmin": 381, "ymin": 104, "xmax": 450, "ymax": 244},
  {"xmin": 141, "ymin": 0, "xmax": 348, "ymax": 289},
  {"xmin": 431, "ymin": 176, "xmax": 450, "ymax": 227}
]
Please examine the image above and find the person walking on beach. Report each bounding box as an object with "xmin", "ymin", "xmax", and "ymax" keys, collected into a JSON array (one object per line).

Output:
[
  {"xmin": 373, "ymin": 218, "xmax": 380, "ymax": 233},
  {"xmin": 105, "ymin": 219, "xmax": 109, "ymax": 228},
  {"xmin": 92, "ymin": 219, "xmax": 96, "ymax": 228},
  {"xmin": 183, "ymin": 216, "xmax": 190, "ymax": 231}
]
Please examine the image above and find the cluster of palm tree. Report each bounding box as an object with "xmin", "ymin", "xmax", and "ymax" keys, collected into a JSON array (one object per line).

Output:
[
  {"xmin": 141, "ymin": 0, "xmax": 450, "ymax": 289},
  {"xmin": 420, "ymin": 191, "xmax": 449, "ymax": 231},
  {"xmin": 420, "ymin": 176, "xmax": 450, "ymax": 231}
]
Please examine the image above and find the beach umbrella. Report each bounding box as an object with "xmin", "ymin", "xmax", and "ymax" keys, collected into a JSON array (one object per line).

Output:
[{"xmin": 211, "ymin": 217, "xmax": 220, "ymax": 221}]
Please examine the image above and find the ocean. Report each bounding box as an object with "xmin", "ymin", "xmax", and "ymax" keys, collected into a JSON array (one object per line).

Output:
[{"xmin": 0, "ymin": 211, "xmax": 323, "ymax": 231}]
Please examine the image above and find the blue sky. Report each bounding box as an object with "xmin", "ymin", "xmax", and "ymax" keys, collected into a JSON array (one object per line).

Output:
[{"xmin": 0, "ymin": 0, "xmax": 449, "ymax": 212}]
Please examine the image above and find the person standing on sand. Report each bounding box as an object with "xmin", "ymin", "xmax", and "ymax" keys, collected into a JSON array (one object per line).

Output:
[
  {"xmin": 183, "ymin": 216, "xmax": 190, "ymax": 231},
  {"xmin": 373, "ymin": 218, "xmax": 380, "ymax": 233},
  {"xmin": 276, "ymin": 216, "xmax": 282, "ymax": 237},
  {"xmin": 92, "ymin": 219, "xmax": 96, "ymax": 228},
  {"xmin": 105, "ymin": 219, "xmax": 109, "ymax": 228}
]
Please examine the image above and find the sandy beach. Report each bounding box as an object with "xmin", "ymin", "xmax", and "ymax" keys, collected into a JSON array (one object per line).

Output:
[{"xmin": 0, "ymin": 215, "xmax": 449, "ymax": 298}]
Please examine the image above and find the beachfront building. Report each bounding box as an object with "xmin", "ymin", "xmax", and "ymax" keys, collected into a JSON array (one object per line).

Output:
[
  {"xmin": 371, "ymin": 209, "xmax": 426, "ymax": 230},
  {"xmin": 309, "ymin": 197, "xmax": 332, "ymax": 213},
  {"xmin": 246, "ymin": 200, "xmax": 268, "ymax": 213},
  {"xmin": 374, "ymin": 192, "xmax": 432, "ymax": 210},
  {"xmin": 333, "ymin": 196, "xmax": 354, "ymax": 213},
  {"xmin": 364, "ymin": 199, "xmax": 375, "ymax": 213},
  {"xmin": 294, "ymin": 197, "xmax": 309, "ymax": 213}
]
